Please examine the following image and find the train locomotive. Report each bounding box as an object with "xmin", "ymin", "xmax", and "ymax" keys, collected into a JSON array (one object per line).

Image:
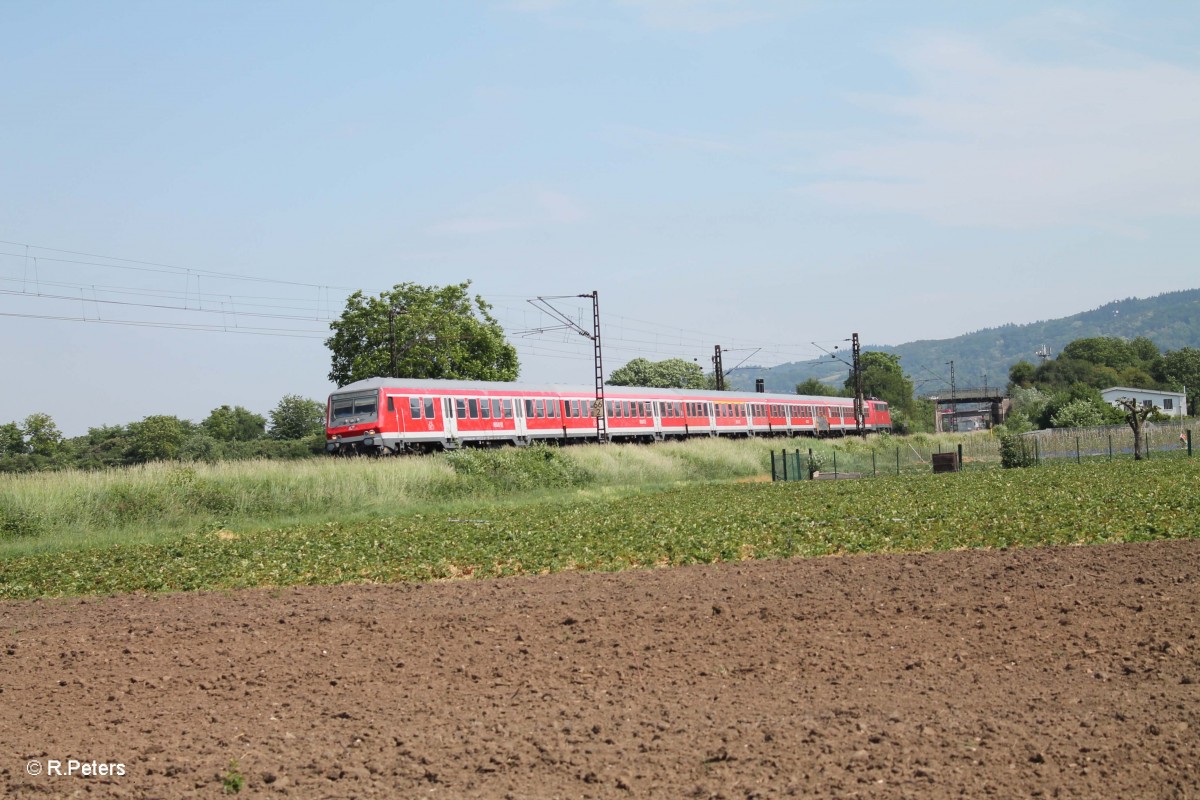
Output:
[{"xmin": 326, "ymin": 377, "xmax": 891, "ymax": 455}]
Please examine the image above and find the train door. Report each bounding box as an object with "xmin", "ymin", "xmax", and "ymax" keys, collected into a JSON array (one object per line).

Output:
[
  {"xmin": 513, "ymin": 396, "xmax": 528, "ymax": 441},
  {"xmin": 651, "ymin": 400, "xmax": 664, "ymax": 439},
  {"xmin": 385, "ymin": 395, "xmax": 405, "ymax": 435},
  {"xmin": 442, "ymin": 397, "xmax": 458, "ymax": 442}
]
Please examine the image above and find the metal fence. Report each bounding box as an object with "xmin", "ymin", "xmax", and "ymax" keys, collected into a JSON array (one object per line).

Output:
[
  {"xmin": 771, "ymin": 426, "xmax": 1193, "ymax": 482},
  {"xmin": 1018, "ymin": 424, "xmax": 1192, "ymax": 463}
]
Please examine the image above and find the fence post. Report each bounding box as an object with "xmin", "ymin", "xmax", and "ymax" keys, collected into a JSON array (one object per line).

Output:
[
  {"xmin": 1035, "ymin": 438, "xmax": 1040, "ymax": 465},
  {"xmin": 957, "ymin": 443, "xmax": 963, "ymax": 472},
  {"xmin": 1188, "ymin": 430, "xmax": 1193, "ymax": 457},
  {"xmin": 833, "ymin": 450, "xmax": 838, "ymax": 479},
  {"xmin": 808, "ymin": 448, "xmax": 814, "ymax": 481},
  {"xmin": 896, "ymin": 447, "xmax": 900, "ymax": 475},
  {"xmin": 1147, "ymin": 432, "xmax": 1151, "ymax": 461},
  {"xmin": 1108, "ymin": 434, "xmax": 1113, "ymax": 461},
  {"xmin": 771, "ymin": 450, "xmax": 778, "ymax": 482},
  {"xmin": 1076, "ymin": 436, "xmax": 1081, "ymax": 464},
  {"xmin": 872, "ymin": 449, "xmax": 877, "ymax": 477}
]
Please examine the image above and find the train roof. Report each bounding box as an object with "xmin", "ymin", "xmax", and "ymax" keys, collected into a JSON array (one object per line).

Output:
[{"xmin": 331, "ymin": 377, "xmax": 882, "ymax": 406}]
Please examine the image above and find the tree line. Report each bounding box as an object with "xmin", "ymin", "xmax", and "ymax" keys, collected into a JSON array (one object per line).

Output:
[
  {"xmin": 0, "ymin": 395, "xmax": 326, "ymax": 473},
  {"xmin": 1002, "ymin": 336, "xmax": 1199, "ymax": 432}
]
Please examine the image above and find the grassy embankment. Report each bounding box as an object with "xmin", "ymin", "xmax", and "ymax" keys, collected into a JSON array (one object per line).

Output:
[{"xmin": 1, "ymin": 434, "xmax": 1197, "ymax": 599}]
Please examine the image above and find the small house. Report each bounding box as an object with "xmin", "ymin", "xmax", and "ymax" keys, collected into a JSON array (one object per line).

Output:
[{"xmin": 1101, "ymin": 387, "xmax": 1187, "ymax": 419}]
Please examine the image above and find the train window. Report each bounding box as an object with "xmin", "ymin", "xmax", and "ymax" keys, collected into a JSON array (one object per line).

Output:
[
  {"xmin": 409, "ymin": 397, "xmax": 422, "ymax": 419},
  {"xmin": 480, "ymin": 399, "xmax": 490, "ymax": 419},
  {"xmin": 606, "ymin": 401, "xmax": 614, "ymax": 416},
  {"xmin": 424, "ymin": 398, "xmax": 436, "ymax": 418},
  {"xmin": 387, "ymin": 396, "xmax": 395, "ymax": 413},
  {"xmin": 503, "ymin": 399, "xmax": 514, "ymax": 419},
  {"xmin": 468, "ymin": 399, "xmax": 479, "ymax": 419},
  {"xmin": 547, "ymin": 401, "xmax": 557, "ymax": 419},
  {"xmin": 567, "ymin": 401, "xmax": 576, "ymax": 418},
  {"xmin": 490, "ymin": 399, "xmax": 501, "ymax": 418},
  {"xmin": 524, "ymin": 399, "xmax": 535, "ymax": 417},
  {"xmin": 455, "ymin": 399, "xmax": 467, "ymax": 418}
]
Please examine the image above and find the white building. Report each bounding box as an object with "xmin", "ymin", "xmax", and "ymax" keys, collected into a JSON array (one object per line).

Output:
[{"xmin": 1101, "ymin": 387, "xmax": 1188, "ymax": 419}]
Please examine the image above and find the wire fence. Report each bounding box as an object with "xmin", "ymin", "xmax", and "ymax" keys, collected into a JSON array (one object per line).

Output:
[{"xmin": 771, "ymin": 424, "xmax": 1194, "ymax": 482}]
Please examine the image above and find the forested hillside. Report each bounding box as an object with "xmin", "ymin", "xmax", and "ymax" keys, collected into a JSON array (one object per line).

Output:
[{"xmin": 732, "ymin": 289, "xmax": 1200, "ymax": 395}]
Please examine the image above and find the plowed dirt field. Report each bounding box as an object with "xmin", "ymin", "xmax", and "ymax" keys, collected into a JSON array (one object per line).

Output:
[{"xmin": 2, "ymin": 540, "xmax": 1197, "ymax": 798}]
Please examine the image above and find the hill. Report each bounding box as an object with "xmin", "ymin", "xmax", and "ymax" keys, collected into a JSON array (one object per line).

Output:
[{"xmin": 730, "ymin": 289, "xmax": 1200, "ymax": 395}]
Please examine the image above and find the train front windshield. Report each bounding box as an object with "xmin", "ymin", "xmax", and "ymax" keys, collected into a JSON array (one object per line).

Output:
[{"xmin": 329, "ymin": 393, "xmax": 379, "ymax": 426}]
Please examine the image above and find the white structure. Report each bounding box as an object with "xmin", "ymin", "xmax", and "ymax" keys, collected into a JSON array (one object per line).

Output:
[{"xmin": 1101, "ymin": 387, "xmax": 1187, "ymax": 418}]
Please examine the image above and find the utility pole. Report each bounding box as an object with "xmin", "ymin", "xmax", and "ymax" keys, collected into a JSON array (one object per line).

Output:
[
  {"xmin": 946, "ymin": 359, "xmax": 957, "ymax": 432},
  {"xmin": 852, "ymin": 332, "xmax": 865, "ymax": 436},
  {"xmin": 525, "ymin": 292, "xmax": 607, "ymax": 442},
  {"xmin": 589, "ymin": 291, "xmax": 606, "ymax": 443},
  {"xmin": 713, "ymin": 345, "xmax": 725, "ymax": 391},
  {"xmin": 388, "ymin": 306, "xmax": 397, "ymax": 376}
]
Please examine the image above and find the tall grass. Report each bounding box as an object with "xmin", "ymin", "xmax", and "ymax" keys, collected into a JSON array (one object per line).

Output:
[
  {"xmin": 0, "ymin": 429, "xmax": 1101, "ymax": 557},
  {"xmin": 0, "ymin": 439, "xmax": 782, "ymax": 554}
]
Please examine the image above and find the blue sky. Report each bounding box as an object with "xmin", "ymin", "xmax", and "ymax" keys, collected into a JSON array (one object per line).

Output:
[{"xmin": 3, "ymin": 1, "xmax": 1199, "ymax": 435}]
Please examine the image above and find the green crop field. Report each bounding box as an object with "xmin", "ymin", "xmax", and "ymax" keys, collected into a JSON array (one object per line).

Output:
[{"xmin": 1, "ymin": 447, "xmax": 1197, "ymax": 600}]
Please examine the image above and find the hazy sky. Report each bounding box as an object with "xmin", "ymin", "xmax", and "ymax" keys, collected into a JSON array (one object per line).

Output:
[{"xmin": 4, "ymin": 1, "xmax": 1199, "ymax": 435}]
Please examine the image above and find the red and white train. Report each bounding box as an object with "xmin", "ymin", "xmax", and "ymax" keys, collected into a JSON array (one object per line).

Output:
[{"xmin": 325, "ymin": 377, "xmax": 891, "ymax": 454}]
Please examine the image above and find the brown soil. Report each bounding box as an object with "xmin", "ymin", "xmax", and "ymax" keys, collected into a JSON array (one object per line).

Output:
[{"xmin": 2, "ymin": 541, "xmax": 1197, "ymax": 799}]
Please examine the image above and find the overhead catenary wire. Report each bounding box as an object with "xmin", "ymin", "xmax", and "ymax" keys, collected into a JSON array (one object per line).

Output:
[{"xmin": 0, "ymin": 238, "xmax": 873, "ymax": 367}]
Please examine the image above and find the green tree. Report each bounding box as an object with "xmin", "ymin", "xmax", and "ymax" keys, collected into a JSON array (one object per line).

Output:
[
  {"xmin": 1008, "ymin": 360, "xmax": 1037, "ymax": 389},
  {"xmin": 846, "ymin": 352, "xmax": 914, "ymax": 410},
  {"xmin": 0, "ymin": 422, "xmax": 24, "ymax": 456},
  {"xmin": 1040, "ymin": 384, "xmax": 1118, "ymax": 429},
  {"xmin": 608, "ymin": 358, "xmax": 707, "ymax": 389},
  {"xmin": 796, "ymin": 378, "xmax": 848, "ymax": 397},
  {"xmin": 1061, "ymin": 337, "xmax": 1138, "ymax": 371},
  {"xmin": 1161, "ymin": 347, "xmax": 1200, "ymax": 415},
  {"xmin": 201, "ymin": 405, "xmax": 266, "ymax": 442},
  {"xmin": 1049, "ymin": 399, "xmax": 1105, "ymax": 429},
  {"xmin": 126, "ymin": 415, "xmax": 191, "ymax": 462},
  {"xmin": 22, "ymin": 413, "xmax": 63, "ymax": 457},
  {"xmin": 326, "ymin": 282, "xmax": 518, "ymax": 386},
  {"xmin": 73, "ymin": 425, "xmax": 133, "ymax": 469},
  {"xmin": 269, "ymin": 395, "xmax": 327, "ymax": 440}
]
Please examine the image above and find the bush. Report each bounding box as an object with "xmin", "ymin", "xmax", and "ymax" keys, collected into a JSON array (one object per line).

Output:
[
  {"xmin": 445, "ymin": 444, "xmax": 590, "ymax": 493},
  {"xmin": 999, "ymin": 434, "xmax": 1037, "ymax": 469}
]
